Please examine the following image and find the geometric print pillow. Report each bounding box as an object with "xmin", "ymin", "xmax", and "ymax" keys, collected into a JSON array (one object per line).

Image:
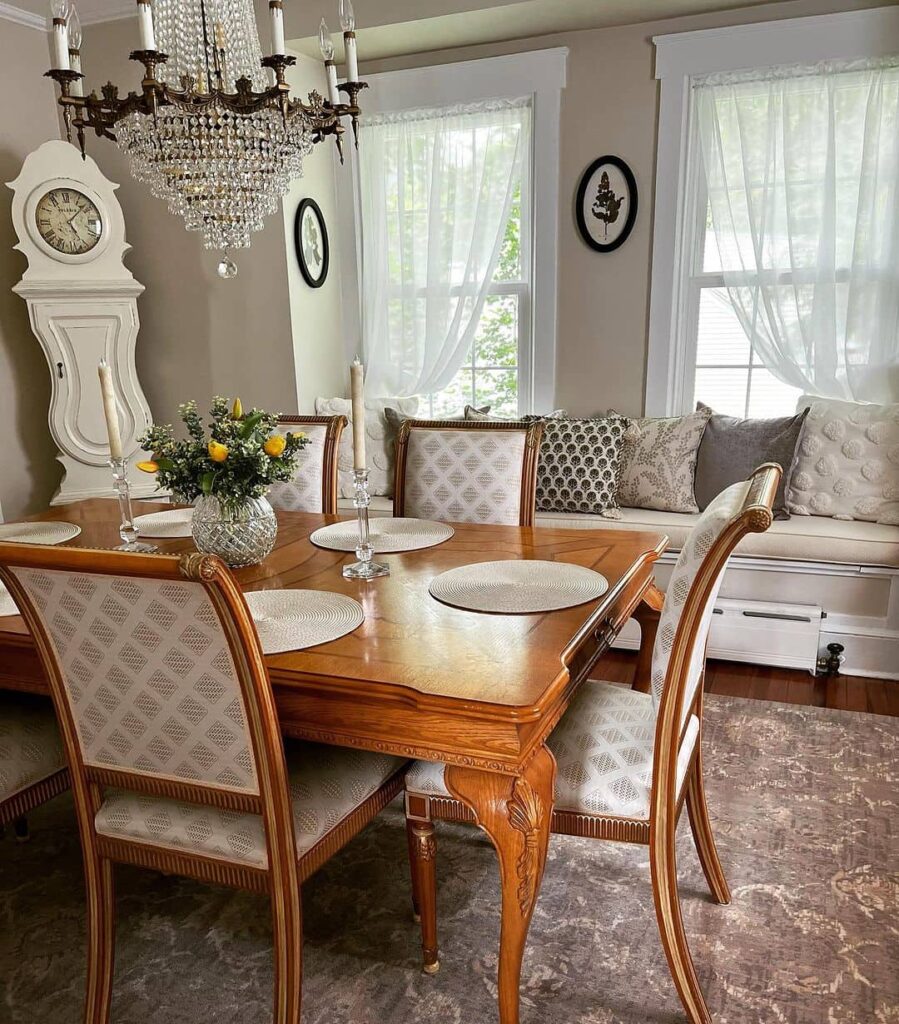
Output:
[{"xmin": 535, "ymin": 416, "xmax": 628, "ymax": 518}]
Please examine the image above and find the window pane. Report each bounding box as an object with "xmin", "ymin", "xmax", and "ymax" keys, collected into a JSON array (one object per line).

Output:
[
  {"xmin": 746, "ymin": 368, "xmax": 803, "ymax": 418},
  {"xmin": 694, "ymin": 367, "xmax": 750, "ymax": 416},
  {"xmin": 475, "ymin": 368, "xmax": 518, "ymax": 418},
  {"xmin": 695, "ymin": 288, "xmax": 751, "ymax": 365},
  {"xmin": 429, "ymin": 369, "xmax": 472, "ymax": 418},
  {"xmin": 492, "ymin": 183, "xmax": 522, "ymax": 282},
  {"xmin": 474, "ymin": 294, "xmax": 518, "ymax": 367}
]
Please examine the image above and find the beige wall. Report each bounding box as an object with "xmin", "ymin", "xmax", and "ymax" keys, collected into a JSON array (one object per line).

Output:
[
  {"xmin": 361, "ymin": 0, "xmax": 891, "ymax": 418},
  {"xmin": 0, "ymin": 21, "xmax": 60, "ymax": 519},
  {"xmin": 0, "ymin": 18, "xmax": 347, "ymax": 518}
]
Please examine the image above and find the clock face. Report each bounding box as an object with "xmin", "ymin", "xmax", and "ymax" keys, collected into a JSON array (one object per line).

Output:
[{"xmin": 34, "ymin": 188, "xmax": 103, "ymax": 256}]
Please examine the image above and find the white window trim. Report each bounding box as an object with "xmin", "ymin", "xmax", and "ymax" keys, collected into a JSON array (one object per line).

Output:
[
  {"xmin": 336, "ymin": 47, "xmax": 567, "ymax": 414},
  {"xmin": 645, "ymin": 7, "xmax": 899, "ymax": 417}
]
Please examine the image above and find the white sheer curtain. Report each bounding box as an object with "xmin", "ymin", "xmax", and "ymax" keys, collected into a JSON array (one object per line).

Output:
[
  {"xmin": 359, "ymin": 98, "xmax": 529, "ymax": 398},
  {"xmin": 695, "ymin": 58, "xmax": 899, "ymax": 403}
]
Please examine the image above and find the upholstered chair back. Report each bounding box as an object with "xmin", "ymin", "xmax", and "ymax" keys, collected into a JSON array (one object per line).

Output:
[
  {"xmin": 268, "ymin": 414, "xmax": 347, "ymax": 515},
  {"xmin": 393, "ymin": 419, "xmax": 543, "ymax": 527},
  {"xmin": 0, "ymin": 545, "xmax": 297, "ymax": 875},
  {"xmin": 650, "ymin": 464, "xmax": 781, "ymax": 737}
]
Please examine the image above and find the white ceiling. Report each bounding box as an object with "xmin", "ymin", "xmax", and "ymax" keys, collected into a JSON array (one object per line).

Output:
[{"xmin": 4, "ymin": 0, "xmax": 875, "ymax": 58}]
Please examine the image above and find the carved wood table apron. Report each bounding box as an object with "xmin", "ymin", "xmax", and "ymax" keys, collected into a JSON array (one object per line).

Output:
[{"xmin": 0, "ymin": 499, "xmax": 666, "ymax": 1024}]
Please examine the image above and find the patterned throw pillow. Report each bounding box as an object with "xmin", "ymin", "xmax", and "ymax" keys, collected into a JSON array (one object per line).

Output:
[
  {"xmin": 314, "ymin": 396, "xmax": 419, "ymax": 498},
  {"xmin": 787, "ymin": 396, "xmax": 899, "ymax": 524},
  {"xmin": 612, "ymin": 409, "xmax": 711, "ymax": 513},
  {"xmin": 535, "ymin": 416, "xmax": 628, "ymax": 518}
]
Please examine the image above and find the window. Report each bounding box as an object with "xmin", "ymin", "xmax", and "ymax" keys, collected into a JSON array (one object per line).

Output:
[
  {"xmin": 647, "ymin": 9, "xmax": 899, "ymax": 417},
  {"xmin": 685, "ymin": 206, "xmax": 805, "ymax": 419},
  {"xmin": 352, "ymin": 49, "xmax": 566, "ymax": 415},
  {"xmin": 422, "ymin": 184, "xmax": 527, "ymax": 418}
]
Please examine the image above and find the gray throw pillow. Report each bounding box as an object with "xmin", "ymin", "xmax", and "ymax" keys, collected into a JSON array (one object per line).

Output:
[
  {"xmin": 693, "ymin": 402, "xmax": 809, "ymax": 519},
  {"xmin": 385, "ymin": 405, "xmax": 490, "ymax": 432}
]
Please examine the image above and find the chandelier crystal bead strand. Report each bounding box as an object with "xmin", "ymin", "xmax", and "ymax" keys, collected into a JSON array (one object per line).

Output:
[{"xmin": 45, "ymin": 0, "xmax": 367, "ymax": 278}]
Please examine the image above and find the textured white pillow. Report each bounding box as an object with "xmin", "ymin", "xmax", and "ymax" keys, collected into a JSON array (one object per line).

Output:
[
  {"xmin": 787, "ymin": 395, "xmax": 899, "ymax": 524},
  {"xmin": 314, "ymin": 396, "xmax": 419, "ymax": 498}
]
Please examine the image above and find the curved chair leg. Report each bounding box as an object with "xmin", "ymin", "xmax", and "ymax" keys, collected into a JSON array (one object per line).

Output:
[
  {"xmin": 271, "ymin": 887, "xmax": 303, "ymax": 1024},
  {"xmin": 83, "ymin": 853, "xmax": 115, "ymax": 1024},
  {"xmin": 685, "ymin": 759, "xmax": 731, "ymax": 906},
  {"xmin": 407, "ymin": 820, "xmax": 439, "ymax": 974},
  {"xmin": 405, "ymin": 816, "xmax": 422, "ymax": 922},
  {"xmin": 650, "ymin": 824, "xmax": 713, "ymax": 1024}
]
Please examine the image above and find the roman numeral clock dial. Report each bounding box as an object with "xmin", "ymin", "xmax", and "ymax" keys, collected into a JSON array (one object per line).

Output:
[{"xmin": 34, "ymin": 188, "xmax": 103, "ymax": 255}]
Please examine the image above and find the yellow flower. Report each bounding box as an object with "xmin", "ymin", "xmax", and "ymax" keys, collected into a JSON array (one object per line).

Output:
[
  {"xmin": 136, "ymin": 460, "xmax": 159, "ymax": 474},
  {"xmin": 231, "ymin": 397, "xmax": 243, "ymax": 419},
  {"xmin": 264, "ymin": 434, "xmax": 287, "ymax": 458},
  {"xmin": 208, "ymin": 441, "xmax": 229, "ymax": 463},
  {"xmin": 289, "ymin": 431, "xmax": 306, "ymax": 441}
]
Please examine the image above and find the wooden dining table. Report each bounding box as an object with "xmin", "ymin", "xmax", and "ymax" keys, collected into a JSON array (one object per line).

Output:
[{"xmin": 0, "ymin": 498, "xmax": 666, "ymax": 1024}]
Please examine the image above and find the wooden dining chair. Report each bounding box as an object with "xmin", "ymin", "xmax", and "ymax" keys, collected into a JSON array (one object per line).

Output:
[
  {"xmin": 0, "ymin": 542, "xmax": 407, "ymax": 1024},
  {"xmin": 393, "ymin": 418, "xmax": 544, "ymax": 526},
  {"xmin": 404, "ymin": 464, "xmax": 781, "ymax": 1024},
  {"xmin": 1, "ymin": 693, "xmax": 68, "ymax": 839},
  {"xmin": 268, "ymin": 414, "xmax": 347, "ymax": 514}
]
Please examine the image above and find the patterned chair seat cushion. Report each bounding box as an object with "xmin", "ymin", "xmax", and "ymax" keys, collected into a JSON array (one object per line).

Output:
[
  {"xmin": 0, "ymin": 696, "xmax": 65, "ymax": 804},
  {"xmin": 95, "ymin": 742, "xmax": 406, "ymax": 868},
  {"xmin": 405, "ymin": 682, "xmax": 699, "ymax": 820}
]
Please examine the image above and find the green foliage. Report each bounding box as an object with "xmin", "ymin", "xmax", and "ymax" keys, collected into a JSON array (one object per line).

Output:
[{"xmin": 138, "ymin": 398, "xmax": 309, "ymax": 507}]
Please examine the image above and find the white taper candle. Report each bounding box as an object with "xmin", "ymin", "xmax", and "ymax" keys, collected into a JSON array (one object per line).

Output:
[
  {"xmin": 350, "ymin": 357, "xmax": 366, "ymax": 470},
  {"xmin": 325, "ymin": 60, "xmax": 340, "ymax": 105},
  {"xmin": 343, "ymin": 32, "xmax": 358, "ymax": 82},
  {"xmin": 269, "ymin": 0, "xmax": 285, "ymax": 56},
  {"xmin": 136, "ymin": 0, "xmax": 156, "ymax": 50},
  {"xmin": 98, "ymin": 360, "xmax": 124, "ymax": 461},
  {"xmin": 50, "ymin": 18, "xmax": 70, "ymax": 70}
]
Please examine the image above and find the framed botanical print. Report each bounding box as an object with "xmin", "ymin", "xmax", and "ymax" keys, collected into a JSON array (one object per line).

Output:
[
  {"xmin": 294, "ymin": 197, "xmax": 329, "ymax": 288},
  {"xmin": 575, "ymin": 156, "xmax": 638, "ymax": 253}
]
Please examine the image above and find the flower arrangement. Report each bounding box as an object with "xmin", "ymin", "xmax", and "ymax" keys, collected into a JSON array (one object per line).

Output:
[{"xmin": 137, "ymin": 396, "xmax": 309, "ymax": 506}]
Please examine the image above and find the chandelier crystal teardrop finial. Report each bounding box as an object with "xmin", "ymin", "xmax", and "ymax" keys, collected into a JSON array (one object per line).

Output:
[{"xmin": 44, "ymin": 0, "xmax": 367, "ymax": 272}]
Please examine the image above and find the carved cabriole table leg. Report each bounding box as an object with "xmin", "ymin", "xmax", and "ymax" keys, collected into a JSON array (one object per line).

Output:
[{"xmin": 445, "ymin": 745, "xmax": 556, "ymax": 1024}]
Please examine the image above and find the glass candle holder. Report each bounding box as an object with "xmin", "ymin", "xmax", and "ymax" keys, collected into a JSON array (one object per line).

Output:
[
  {"xmin": 342, "ymin": 468, "xmax": 389, "ymax": 579},
  {"xmin": 110, "ymin": 458, "xmax": 158, "ymax": 553}
]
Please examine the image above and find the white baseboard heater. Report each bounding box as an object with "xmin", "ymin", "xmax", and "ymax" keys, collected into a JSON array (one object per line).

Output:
[{"xmin": 614, "ymin": 597, "xmax": 823, "ymax": 673}]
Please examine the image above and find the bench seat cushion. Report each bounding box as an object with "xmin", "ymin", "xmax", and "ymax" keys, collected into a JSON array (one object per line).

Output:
[{"xmin": 338, "ymin": 497, "xmax": 899, "ymax": 568}]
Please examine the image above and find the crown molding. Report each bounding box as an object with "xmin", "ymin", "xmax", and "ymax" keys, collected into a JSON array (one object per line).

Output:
[{"xmin": 0, "ymin": 2, "xmax": 45, "ymax": 30}]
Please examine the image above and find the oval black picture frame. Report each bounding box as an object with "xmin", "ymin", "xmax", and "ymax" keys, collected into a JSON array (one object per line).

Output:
[
  {"xmin": 294, "ymin": 197, "xmax": 329, "ymax": 288},
  {"xmin": 575, "ymin": 155, "xmax": 638, "ymax": 253}
]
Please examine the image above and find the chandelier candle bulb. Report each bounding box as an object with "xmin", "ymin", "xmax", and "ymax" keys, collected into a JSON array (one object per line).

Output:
[
  {"xmin": 67, "ymin": 4, "xmax": 83, "ymax": 95},
  {"xmin": 319, "ymin": 19, "xmax": 341, "ymax": 104},
  {"xmin": 338, "ymin": 0, "xmax": 358, "ymax": 80},
  {"xmin": 136, "ymin": 0, "xmax": 155, "ymax": 51},
  {"xmin": 97, "ymin": 359, "xmax": 124, "ymax": 461},
  {"xmin": 350, "ymin": 357, "xmax": 366, "ymax": 470},
  {"xmin": 269, "ymin": 0, "xmax": 286, "ymax": 56}
]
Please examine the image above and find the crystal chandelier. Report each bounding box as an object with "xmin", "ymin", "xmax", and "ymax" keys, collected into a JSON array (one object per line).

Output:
[{"xmin": 45, "ymin": 0, "xmax": 366, "ymax": 277}]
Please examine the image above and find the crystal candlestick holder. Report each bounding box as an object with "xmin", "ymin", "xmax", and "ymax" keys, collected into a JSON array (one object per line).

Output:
[
  {"xmin": 109, "ymin": 458, "xmax": 158, "ymax": 553},
  {"xmin": 342, "ymin": 468, "xmax": 389, "ymax": 579}
]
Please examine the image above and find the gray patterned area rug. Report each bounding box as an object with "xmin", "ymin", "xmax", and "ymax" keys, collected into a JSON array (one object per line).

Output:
[{"xmin": 1, "ymin": 695, "xmax": 896, "ymax": 1024}]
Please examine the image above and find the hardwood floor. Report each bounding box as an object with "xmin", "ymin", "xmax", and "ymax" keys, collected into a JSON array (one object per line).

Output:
[{"xmin": 599, "ymin": 650, "xmax": 899, "ymax": 717}]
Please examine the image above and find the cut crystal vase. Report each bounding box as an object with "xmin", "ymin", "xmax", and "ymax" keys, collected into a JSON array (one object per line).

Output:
[{"xmin": 191, "ymin": 494, "xmax": 277, "ymax": 567}]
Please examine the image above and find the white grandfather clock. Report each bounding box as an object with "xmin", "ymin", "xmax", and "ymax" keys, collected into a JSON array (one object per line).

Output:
[{"xmin": 8, "ymin": 139, "xmax": 154, "ymax": 504}]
